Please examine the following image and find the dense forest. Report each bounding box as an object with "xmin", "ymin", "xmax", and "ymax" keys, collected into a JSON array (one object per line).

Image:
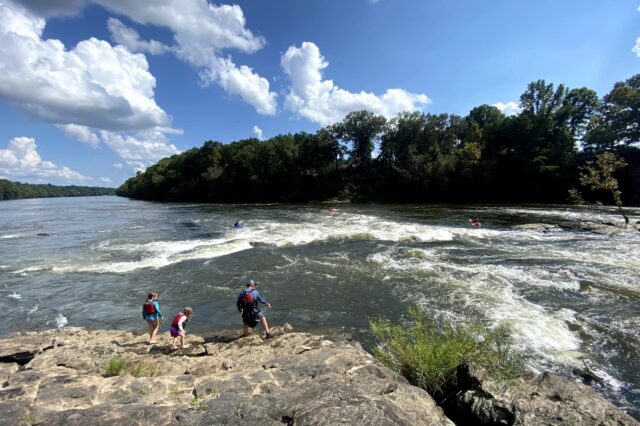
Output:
[
  {"xmin": 0, "ymin": 179, "xmax": 115, "ymax": 201},
  {"xmin": 117, "ymin": 74, "xmax": 640, "ymax": 206}
]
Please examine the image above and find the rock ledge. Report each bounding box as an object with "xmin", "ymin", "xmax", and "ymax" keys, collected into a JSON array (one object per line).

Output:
[
  {"xmin": 0, "ymin": 327, "xmax": 450, "ymax": 425},
  {"xmin": 0, "ymin": 327, "xmax": 636, "ymax": 425}
]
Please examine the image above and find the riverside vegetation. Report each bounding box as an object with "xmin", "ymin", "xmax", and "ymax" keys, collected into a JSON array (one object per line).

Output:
[
  {"xmin": 370, "ymin": 307, "xmax": 524, "ymax": 400},
  {"xmin": 118, "ymin": 74, "xmax": 640, "ymax": 207},
  {"xmin": 0, "ymin": 178, "xmax": 115, "ymax": 201}
]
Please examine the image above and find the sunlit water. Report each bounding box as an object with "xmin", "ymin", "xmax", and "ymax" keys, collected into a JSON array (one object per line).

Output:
[{"xmin": 1, "ymin": 196, "xmax": 639, "ymax": 417}]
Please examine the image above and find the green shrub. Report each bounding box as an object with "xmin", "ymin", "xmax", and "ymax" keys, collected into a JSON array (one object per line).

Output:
[{"xmin": 370, "ymin": 307, "xmax": 524, "ymax": 399}]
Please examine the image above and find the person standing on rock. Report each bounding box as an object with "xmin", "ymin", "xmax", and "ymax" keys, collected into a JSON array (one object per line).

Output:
[
  {"xmin": 142, "ymin": 292, "xmax": 163, "ymax": 344},
  {"xmin": 169, "ymin": 307, "xmax": 192, "ymax": 349},
  {"xmin": 236, "ymin": 279, "xmax": 272, "ymax": 339}
]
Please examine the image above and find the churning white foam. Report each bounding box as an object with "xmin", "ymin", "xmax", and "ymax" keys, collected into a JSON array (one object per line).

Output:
[
  {"xmin": 369, "ymin": 245, "xmax": 584, "ymax": 366},
  {"xmin": 55, "ymin": 313, "xmax": 68, "ymax": 328},
  {"xmin": 13, "ymin": 266, "xmax": 48, "ymax": 274},
  {"xmin": 50, "ymin": 211, "xmax": 478, "ymax": 273},
  {"xmin": 54, "ymin": 238, "xmax": 253, "ymax": 273},
  {"xmin": 7, "ymin": 292, "xmax": 21, "ymax": 299}
]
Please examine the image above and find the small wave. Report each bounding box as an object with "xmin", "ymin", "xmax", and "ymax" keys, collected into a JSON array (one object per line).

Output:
[
  {"xmin": 54, "ymin": 239, "xmax": 253, "ymax": 273},
  {"xmin": 25, "ymin": 304, "xmax": 38, "ymax": 314},
  {"xmin": 587, "ymin": 365, "xmax": 626, "ymax": 391},
  {"xmin": 207, "ymin": 286, "xmax": 237, "ymax": 294},
  {"xmin": 7, "ymin": 292, "xmax": 21, "ymax": 299},
  {"xmin": 13, "ymin": 266, "xmax": 48, "ymax": 274},
  {"xmin": 0, "ymin": 234, "xmax": 21, "ymax": 239}
]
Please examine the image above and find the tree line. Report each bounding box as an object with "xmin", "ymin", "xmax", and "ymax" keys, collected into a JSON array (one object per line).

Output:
[
  {"xmin": 0, "ymin": 179, "xmax": 115, "ymax": 201},
  {"xmin": 117, "ymin": 74, "xmax": 640, "ymax": 206}
]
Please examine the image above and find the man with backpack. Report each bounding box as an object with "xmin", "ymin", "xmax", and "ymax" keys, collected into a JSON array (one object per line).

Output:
[{"xmin": 236, "ymin": 279, "xmax": 272, "ymax": 339}]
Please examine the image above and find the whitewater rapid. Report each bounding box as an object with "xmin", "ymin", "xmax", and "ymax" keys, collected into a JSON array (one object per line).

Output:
[{"xmin": 1, "ymin": 198, "xmax": 638, "ymax": 416}]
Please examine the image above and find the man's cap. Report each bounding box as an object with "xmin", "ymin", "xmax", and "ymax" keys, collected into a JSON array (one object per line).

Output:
[{"xmin": 245, "ymin": 278, "xmax": 257, "ymax": 286}]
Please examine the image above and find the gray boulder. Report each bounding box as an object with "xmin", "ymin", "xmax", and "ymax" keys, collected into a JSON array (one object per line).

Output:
[{"xmin": 451, "ymin": 365, "xmax": 638, "ymax": 425}]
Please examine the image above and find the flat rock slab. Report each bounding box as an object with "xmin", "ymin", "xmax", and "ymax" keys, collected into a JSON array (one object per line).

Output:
[{"xmin": 0, "ymin": 327, "xmax": 452, "ymax": 425}]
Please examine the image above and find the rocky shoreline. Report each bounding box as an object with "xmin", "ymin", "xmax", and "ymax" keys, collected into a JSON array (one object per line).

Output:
[{"xmin": 0, "ymin": 327, "xmax": 636, "ymax": 425}]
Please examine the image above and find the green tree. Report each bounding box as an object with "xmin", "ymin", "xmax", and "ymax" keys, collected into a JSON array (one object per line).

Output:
[
  {"xmin": 333, "ymin": 110, "xmax": 387, "ymax": 169},
  {"xmin": 585, "ymin": 74, "xmax": 640, "ymax": 151},
  {"xmin": 578, "ymin": 151, "xmax": 629, "ymax": 224},
  {"xmin": 520, "ymin": 80, "xmax": 567, "ymax": 119},
  {"xmin": 468, "ymin": 104, "xmax": 505, "ymax": 131}
]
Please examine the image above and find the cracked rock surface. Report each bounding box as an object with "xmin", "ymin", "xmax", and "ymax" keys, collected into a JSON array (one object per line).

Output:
[{"xmin": 0, "ymin": 326, "xmax": 452, "ymax": 425}]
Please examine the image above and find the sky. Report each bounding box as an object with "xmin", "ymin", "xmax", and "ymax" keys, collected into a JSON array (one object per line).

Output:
[{"xmin": 0, "ymin": 0, "xmax": 638, "ymax": 187}]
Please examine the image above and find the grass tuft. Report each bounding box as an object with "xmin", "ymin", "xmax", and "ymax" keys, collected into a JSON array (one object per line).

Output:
[
  {"xmin": 104, "ymin": 356, "xmax": 127, "ymax": 377},
  {"xmin": 190, "ymin": 396, "xmax": 207, "ymax": 410},
  {"xmin": 104, "ymin": 356, "xmax": 163, "ymax": 378},
  {"xmin": 370, "ymin": 306, "xmax": 525, "ymax": 400}
]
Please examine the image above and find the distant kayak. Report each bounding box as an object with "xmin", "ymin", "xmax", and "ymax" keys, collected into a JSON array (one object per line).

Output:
[{"xmin": 233, "ymin": 222, "xmax": 244, "ymax": 229}]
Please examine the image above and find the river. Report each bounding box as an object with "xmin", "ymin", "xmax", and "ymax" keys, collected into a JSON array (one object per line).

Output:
[{"xmin": 0, "ymin": 196, "xmax": 638, "ymax": 417}]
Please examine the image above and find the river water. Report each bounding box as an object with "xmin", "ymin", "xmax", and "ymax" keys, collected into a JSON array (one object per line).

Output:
[{"xmin": 0, "ymin": 196, "xmax": 638, "ymax": 417}]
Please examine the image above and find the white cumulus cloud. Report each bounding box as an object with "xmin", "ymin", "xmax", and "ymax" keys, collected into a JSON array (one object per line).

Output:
[
  {"xmin": 633, "ymin": 36, "xmax": 640, "ymax": 57},
  {"xmin": 58, "ymin": 124, "xmax": 100, "ymax": 147},
  {"xmin": 0, "ymin": 136, "xmax": 88, "ymax": 182},
  {"xmin": 99, "ymin": 1, "xmax": 276, "ymax": 114},
  {"xmin": 14, "ymin": 0, "xmax": 277, "ymax": 115},
  {"xmin": 203, "ymin": 57, "xmax": 277, "ymax": 115},
  {"xmin": 107, "ymin": 18, "xmax": 171, "ymax": 55},
  {"xmin": 493, "ymin": 101, "xmax": 521, "ymax": 116},
  {"xmin": 0, "ymin": 1, "xmax": 169, "ymax": 132},
  {"xmin": 12, "ymin": 0, "xmax": 87, "ymax": 17},
  {"xmin": 281, "ymin": 42, "xmax": 430, "ymax": 126},
  {"xmin": 94, "ymin": 0, "xmax": 264, "ymax": 66},
  {"xmin": 99, "ymin": 128, "xmax": 180, "ymax": 171},
  {"xmin": 252, "ymin": 125, "xmax": 263, "ymax": 140}
]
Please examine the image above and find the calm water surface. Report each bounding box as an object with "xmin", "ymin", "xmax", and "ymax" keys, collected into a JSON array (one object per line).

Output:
[{"xmin": 1, "ymin": 196, "xmax": 639, "ymax": 417}]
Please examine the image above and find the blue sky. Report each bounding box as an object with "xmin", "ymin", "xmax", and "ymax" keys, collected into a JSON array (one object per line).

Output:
[{"xmin": 0, "ymin": 0, "xmax": 638, "ymax": 187}]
